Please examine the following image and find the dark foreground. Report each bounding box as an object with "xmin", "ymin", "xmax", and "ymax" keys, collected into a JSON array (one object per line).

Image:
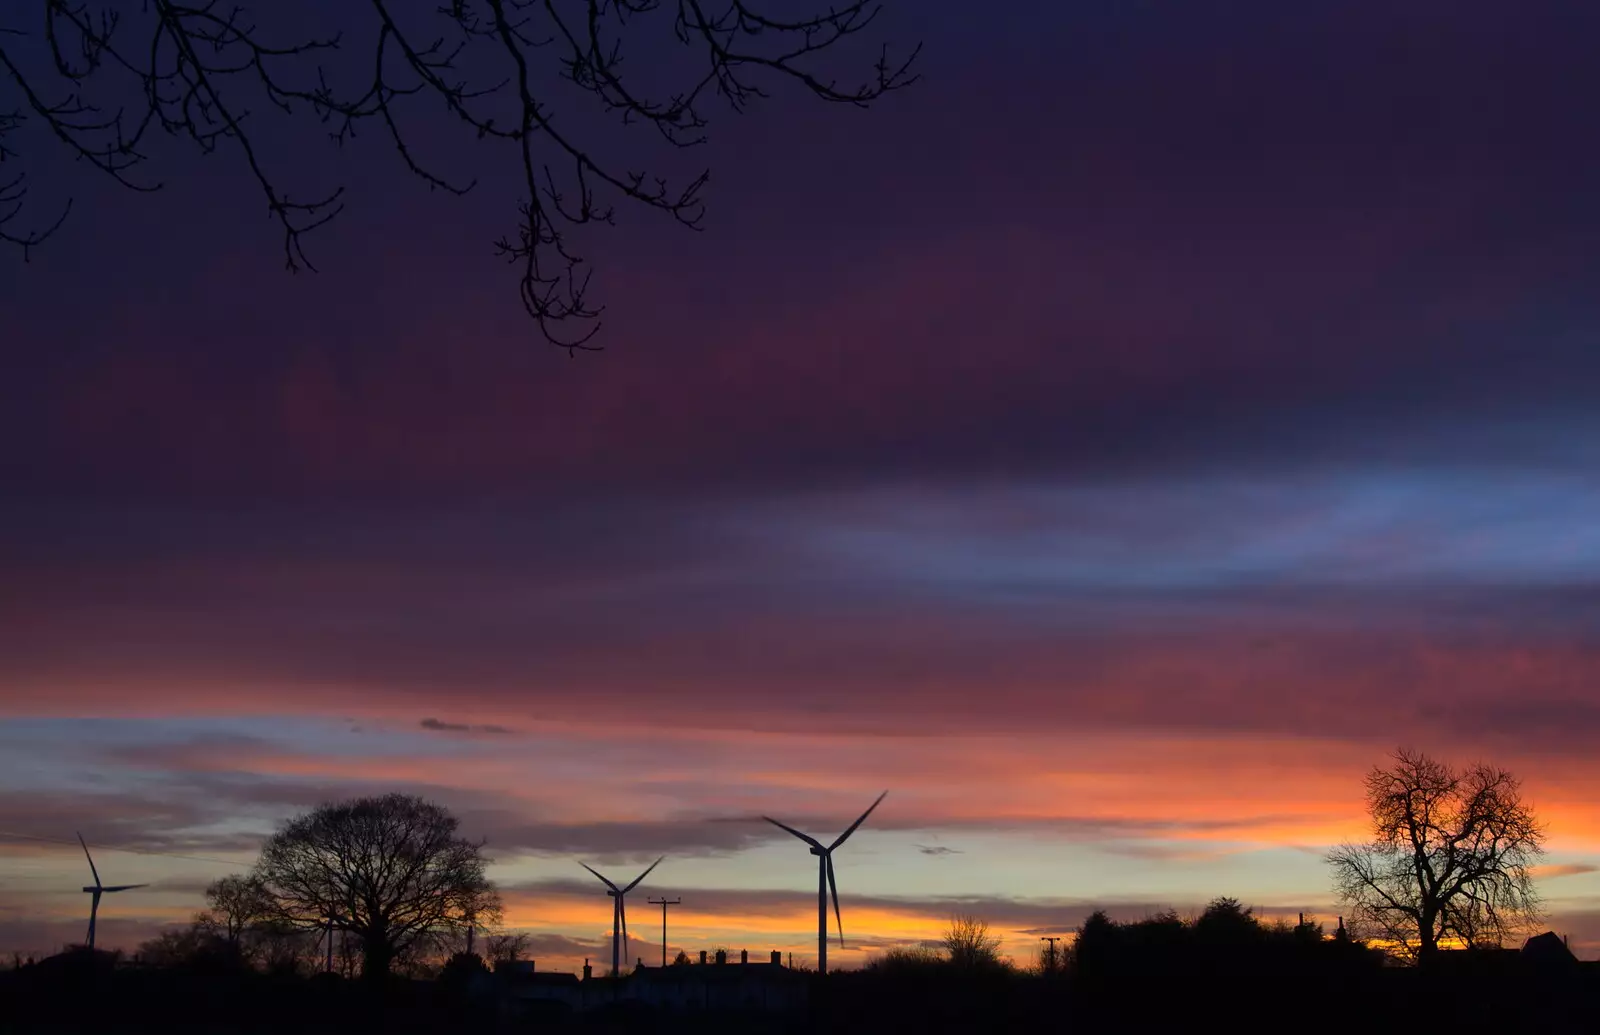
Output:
[{"xmin": 4, "ymin": 950, "xmax": 1598, "ymax": 1034}]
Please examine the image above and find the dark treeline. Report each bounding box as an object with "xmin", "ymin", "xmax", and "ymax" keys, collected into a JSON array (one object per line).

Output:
[
  {"xmin": 5, "ymin": 899, "xmax": 1597, "ymax": 1035},
  {"xmin": 837, "ymin": 901, "xmax": 1594, "ymax": 1035}
]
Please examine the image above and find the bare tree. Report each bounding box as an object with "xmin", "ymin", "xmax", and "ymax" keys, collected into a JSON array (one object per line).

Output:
[
  {"xmin": 254, "ymin": 920, "xmax": 318, "ymax": 976},
  {"xmin": 866, "ymin": 944, "xmax": 941, "ymax": 971},
  {"xmin": 1328, "ymin": 748, "xmax": 1545, "ymax": 964},
  {"xmin": 198, "ymin": 873, "xmax": 275, "ymax": 949},
  {"xmin": 941, "ymin": 913, "xmax": 1002, "ymax": 970},
  {"xmin": 0, "ymin": 2, "xmax": 918, "ymax": 348},
  {"xmin": 484, "ymin": 931, "xmax": 531, "ymax": 966},
  {"xmin": 252, "ymin": 792, "xmax": 503, "ymax": 981},
  {"xmin": 135, "ymin": 922, "xmax": 215, "ymax": 968}
]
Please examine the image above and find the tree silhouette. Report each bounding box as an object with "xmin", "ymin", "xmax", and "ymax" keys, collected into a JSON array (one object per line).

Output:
[
  {"xmin": 134, "ymin": 922, "xmax": 242, "ymax": 973},
  {"xmin": 199, "ymin": 873, "xmax": 275, "ymax": 950},
  {"xmin": 1121, "ymin": 909, "xmax": 1186, "ymax": 975},
  {"xmin": 252, "ymin": 792, "xmax": 502, "ymax": 981},
  {"xmin": 483, "ymin": 931, "xmax": 531, "ymax": 966},
  {"xmin": 0, "ymin": 2, "xmax": 919, "ymax": 348},
  {"xmin": 1327, "ymin": 748, "xmax": 1545, "ymax": 964},
  {"xmin": 1193, "ymin": 896, "xmax": 1262, "ymax": 948},
  {"xmin": 1071, "ymin": 909, "xmax": 1118, "ymax": 977},
  {"xmin": 941, "ymin": 913, "xmax": 1002, "ymax": 970},
  {"xmin": 867, "ymin": 945, "xmax": 942, "ymax": 972}
]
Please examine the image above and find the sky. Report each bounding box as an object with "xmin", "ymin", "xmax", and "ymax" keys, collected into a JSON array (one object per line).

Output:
[{"xmin": 4, "ymin": 0, "xmax": 1600, "ymax": 971}]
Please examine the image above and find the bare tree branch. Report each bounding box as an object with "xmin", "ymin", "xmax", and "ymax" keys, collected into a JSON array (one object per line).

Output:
[{"xmin": 0, "ymin": 1, "xmax": 918, "ymax": 349}]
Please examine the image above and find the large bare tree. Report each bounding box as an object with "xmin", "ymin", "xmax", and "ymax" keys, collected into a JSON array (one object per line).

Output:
[
  {"xmin": 0, "ymin": 1, "xmax": 918, "ymax": 348},
  {"xmin": 1327, "ymin": 748, "xmax": 1545, "ymax": 964},
  {"xmin": 253, "ymin": 792, "xmax": 503, "ymax": 981}
]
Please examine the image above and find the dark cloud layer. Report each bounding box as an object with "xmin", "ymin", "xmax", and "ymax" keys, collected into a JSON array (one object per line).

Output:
[
  {"xmin": 4, "ymin": 2, "xmax": 1598, "ymax": 748},
  {"xmin": 0, "ymin": 790, "xmax": 266, "ymax": 858},
  {"xmin": 420, "ymin": 718, "xmax": 514, "ymax": 736},
  {"xmin": 5, "ymin": 530, "xmax": 1598, "ymax": 748},
  {"xmin": 2, "ymin": 1, "xmax": 1599, "ymax": 503}
]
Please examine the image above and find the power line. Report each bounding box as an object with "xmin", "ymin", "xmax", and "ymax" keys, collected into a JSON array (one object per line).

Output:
[{"xmin": 0, "ymin": 831, "xmax": 249, "ymax": 868}]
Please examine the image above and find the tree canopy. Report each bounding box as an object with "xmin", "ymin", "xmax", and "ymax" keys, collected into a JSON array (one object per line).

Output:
[
  {"xmin": 1328, "ymin": 748, "xmax": 1545, "ymax": 963},
  {"xmin": 252, "ymin": 792, "xmax": 502, "ymax": 981}
]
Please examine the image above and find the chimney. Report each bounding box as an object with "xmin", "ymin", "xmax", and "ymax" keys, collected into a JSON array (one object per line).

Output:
[
  {"xmin": 582, "ymin": 959, "xmax": 592, "ymax": 980},
  {"xmin": 771, "ymin": 950, "xmax": 782, "ymax": 966},
  {"xmin": 715, "ymin": 949, "xmax": 727, "ymax": 965},
  {"xmin": 699, "ymin": 950, "xmax": 707, "ymax": 965},
  {"xmin": 1298, "ymin": 913, "xmax": 1304, "ymax": 926},
  {"xmin": 740, "ymin": 949, "xmax": 748, "ymax": 964}
]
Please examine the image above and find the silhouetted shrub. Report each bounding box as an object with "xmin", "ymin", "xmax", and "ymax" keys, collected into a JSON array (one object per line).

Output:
[{"xmin": 865, "ymin": 945, "xmax": 944, "ymax": 973}]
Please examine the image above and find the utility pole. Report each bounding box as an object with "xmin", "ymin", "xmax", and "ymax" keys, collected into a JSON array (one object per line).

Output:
[
  {"xmin": 1039, "ymin": 935, "xmax": 1062, "ymax": 974},
  {"xmin": 647, "ymin": 897, "xmax": 681, "ymax": 967}
]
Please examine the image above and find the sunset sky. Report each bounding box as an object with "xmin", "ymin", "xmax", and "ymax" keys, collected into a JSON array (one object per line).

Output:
[{"xmin": 4, "ymin": 0, "xmax": 1600, "ymax": 972}]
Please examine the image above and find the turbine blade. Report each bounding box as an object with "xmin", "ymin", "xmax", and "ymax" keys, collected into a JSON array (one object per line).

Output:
[
  {"xmin": 77, "ymin": 832, "xmax": 101, "ymax": 888},
  {"xmin": 101, "ymin": 884, "xmax": 148, "ymax": 893},
  {"xmin": 620, "ymin": 898, "xmax": 630, "ymax": 961},
  {"xmin": 579, "ymin": 862, "xmax": 620, "ymax": 892},
  {"xmin": 827, "ymin": 854, "xmax": 844, "ymax": 946},
  {"xmin": 762, "ymin": 816, "xmax": 824, "ymax": 850},
  {"xmin": 829, "ymin": 790, "xmax": 888, "ymax": 851},
  {"xmin": 621, "ymin": 855, "xmax": 664, "ymax": 894}
]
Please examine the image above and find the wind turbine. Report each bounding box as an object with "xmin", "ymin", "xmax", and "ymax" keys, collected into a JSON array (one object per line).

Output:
[
  {"xmin": 77, "ymin": 833, "xmax": 148, "ymax": 951},
  {"xmin": 580, "ymin": 856, "xmax": 663, "ymax": 977},
  {"xmin": 318, "ymin": 907, "xmax": 351, "ymax": 974},
  {"xmin": 763, "ymin": 791, "xmax": 887, "ymax": 975}
]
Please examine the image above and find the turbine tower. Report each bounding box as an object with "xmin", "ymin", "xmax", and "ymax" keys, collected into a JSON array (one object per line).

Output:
[
  {"xmin": 580, "ymin": 856, "xmax": 663, "ymax": 977},
  {"xmin": 77, "ymin": 833, "xmax": 148, "ymax": 951},
  {"xmin": 763, "ymin": 791, "xmax": 887, "ymax": 975}
]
